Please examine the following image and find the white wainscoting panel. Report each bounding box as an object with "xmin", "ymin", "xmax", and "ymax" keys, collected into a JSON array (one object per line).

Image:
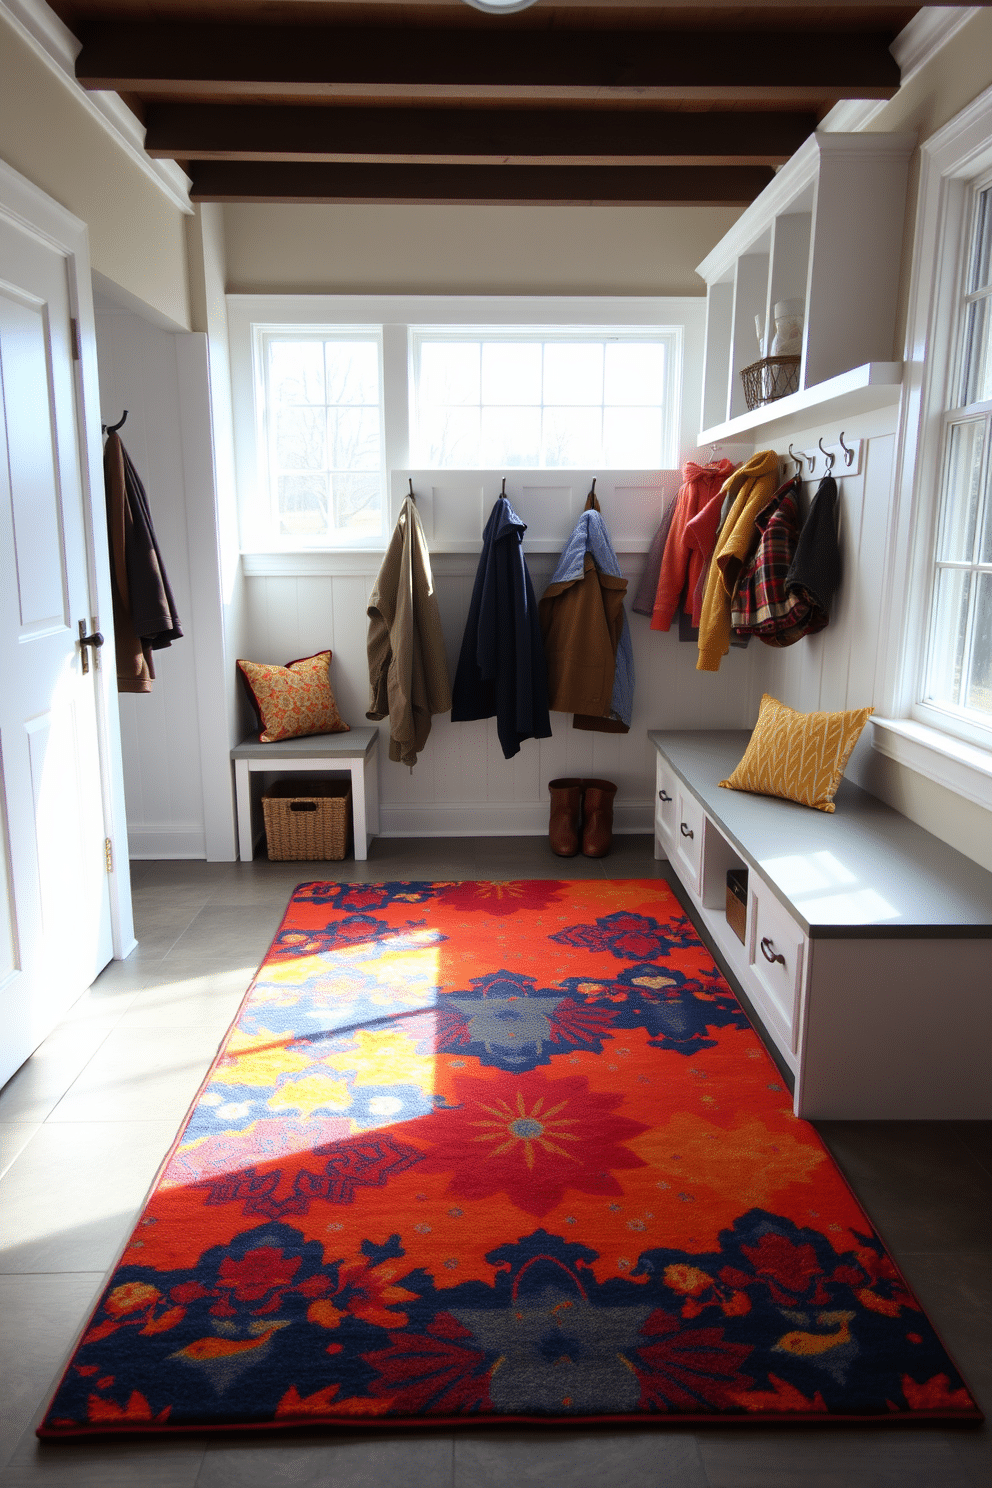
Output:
[
  {"xmin": 95, "ymin": 306, "xmax": 234, "ymax": 859},
  {"xmin": 749, "ymin": 411, "xmax": 900, "ymax": 786}
]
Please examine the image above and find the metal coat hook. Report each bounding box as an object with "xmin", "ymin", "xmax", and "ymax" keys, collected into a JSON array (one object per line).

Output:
[
  {"xmin": 838, "ymin": 430, "xmax": 855, "ymax": 467},
  {"xmin": 788, "ymin": 443, "xmax": 804, "ymax": 475},
  {"xmin": 501, "ymin": 477, "xmax": 506, "ymax": 496},
  {"xmin": 408, "ymin": 477, "xmax": 415, "ymax": 501},
  {"xmin": 818, "ymin": 436, "xmax": 836, "ymax": 473},
  {"xmin": 102, "ymin": 410, "xmax": 128, "ymax": 434},
  {"xmin": 590, "ymin": 477, "xmax": 596, "ymax": 495}
]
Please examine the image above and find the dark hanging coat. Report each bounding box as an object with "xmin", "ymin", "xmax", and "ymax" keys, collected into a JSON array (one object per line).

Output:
[
  {"xmin": 103, "ymin": 432, "xmax": 182, "ymax": 693},
  {"xmin": 450, "ymin": 495, "xmax": 552, "ymax": 760}
]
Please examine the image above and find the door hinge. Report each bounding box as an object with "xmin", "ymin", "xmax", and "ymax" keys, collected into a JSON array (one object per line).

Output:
[
  {"xmin": 105, "ymin": 837, "xmax": 113, "ymax": 874},
  {"xmin": 70, "ymin": 318, "xmax": 80, "ymax": 361}
]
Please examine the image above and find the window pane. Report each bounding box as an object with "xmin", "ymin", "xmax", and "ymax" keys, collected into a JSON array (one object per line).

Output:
[
  {"xmin": 268, "ymin": 340, "xmax": 325, "ymax": 405},
  {"xmin": 603, "ymin": 406, "xmax": 663, "ymax": 467},
  {"xmin": 961, "ymin": 294, "xmax": 992, "ymax": 407},
  {"xmin": 936, "ymin": 420, "xmax": 985, "ymax": 562},
  {"xmin": 419, "ymin": 342, "xmax": 480, "ymax": 406},
  {"xmin": 605, "ymin": 342, "xmax": 666, "ymax": 405},
  {"xmin": 542, "ymin": 407, "xmax": 603, "ymax": 467},
  {"xmin": 543, "ymin": 343, "xmax": 603, "ymax": 405},
  {"xmin": 275, "ymin": 406, "xmax": 326, "ymax": 470},
  {"xmin": 924, "ymin": 567, "xmax": 971, "ymax": 710},
  {"xmin": 418, "ymin": 407, "xmax": 481, "ymax": 467},
  {"xmin": 278, "ymin": 473, "xmax": 329, "ymax": 537},
  {"xmin": 481, "ymin": 343, "xmax": 541, "ymax": 404},
  {"xmin": 332, "ymin": 472, "xmax": 382, "ymax": 536},
  {"xmin": 981, "ymin": 446, "xmax": 992, "ymax": 565},
  {"xmin": 481, "ymin": 406, "xmax": 541, "ymax": 467},
  {"xmin": 967, "ymin": 187, "xmax": 992, "ymax": 294},
  {"xmin": 324, "ymin": 340, "xmax": 380, "ymax": 404},
  {"xmin": 964, "ymin": 572, "xmax": 992, "ymax": 717},
  {"xmin": 327, "ymin": 407, "xmax": 381, "ymax": 471}
]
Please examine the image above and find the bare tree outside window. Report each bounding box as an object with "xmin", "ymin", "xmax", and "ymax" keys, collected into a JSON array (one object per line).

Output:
[{"xmin": 264, "ymin": 336, "xmax": 384, "ymax": 540}]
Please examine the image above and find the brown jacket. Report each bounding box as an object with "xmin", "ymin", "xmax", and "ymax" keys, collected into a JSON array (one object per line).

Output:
[
  {"xmin": 366, "ymin": 495, "xmax": 452, "ymax": 767},
  {"xmin": 103, "ymin": 433, "xmax": 183, "ymax": 693},
  {"xmin": 539, "ymin": 492, "xmax": 630, "ymax": 733}
]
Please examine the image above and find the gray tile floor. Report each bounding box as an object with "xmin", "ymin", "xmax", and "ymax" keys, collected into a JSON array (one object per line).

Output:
[{"xmin": 0, "ymin": 836, "xmax": 988, "ymax": 1487}]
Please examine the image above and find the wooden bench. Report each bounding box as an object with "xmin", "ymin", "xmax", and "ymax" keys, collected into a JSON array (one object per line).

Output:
[
  {"xmin": 650, "ymin": 729, "xmax": 992, "ymax": 1120},
  {"xmin": 232, "ymin": 728, "xmax": 380, "ymax": 862}
]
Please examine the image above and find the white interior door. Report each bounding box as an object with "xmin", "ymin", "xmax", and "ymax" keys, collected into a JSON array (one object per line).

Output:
[{"xmin": 0, "ymin": 213, "xmax": 114, "ymax": 1088}]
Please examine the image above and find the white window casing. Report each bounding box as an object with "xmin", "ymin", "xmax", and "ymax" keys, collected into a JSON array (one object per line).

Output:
[{"xmin": 875, "ymin": 83, "xmax": 992, "ymax": 810}]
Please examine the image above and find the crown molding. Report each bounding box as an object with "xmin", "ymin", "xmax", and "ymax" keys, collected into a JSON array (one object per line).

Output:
[
  {"xmin": 890, "ymin": 6, "xmax": 983, "ymax": 88},
  {"xmin": 818, "ymin": 100, "xmax": 889, "ymax": 133},
  {"xmin": 0, "ymin": 0, "xmax": 193, "ymax": 215}
]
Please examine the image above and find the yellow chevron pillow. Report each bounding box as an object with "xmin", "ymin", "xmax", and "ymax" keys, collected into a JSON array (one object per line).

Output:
[{"xmin": 720, "ymin": 694, "xmax": 874, "ymax": 813}]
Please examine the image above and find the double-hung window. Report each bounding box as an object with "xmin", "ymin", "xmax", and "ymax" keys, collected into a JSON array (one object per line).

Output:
[{"xmin": 919, "ymin": 179, "xmax": 992, "ymax": 742}]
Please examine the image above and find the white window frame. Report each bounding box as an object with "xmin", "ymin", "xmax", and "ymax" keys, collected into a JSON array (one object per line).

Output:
[
  {"xmin": 253, "ymin": 323, "xmax": 387, "ymax": 549},
  {"xmin": 873, "ymin": 84, "xmax": 992, "ymax": 813},
  {"xmin": 408, "ymin": 324, "xmax": 681, "ymax": 472},
  {"xmin": 228, "ymin": 294, "xmax": 702, "ymax": 560}
]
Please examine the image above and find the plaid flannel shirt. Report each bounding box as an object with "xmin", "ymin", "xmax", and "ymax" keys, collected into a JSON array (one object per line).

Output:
[{"xmin": 731, "ymin": 478, "xmax": 828, "ymax": 645}]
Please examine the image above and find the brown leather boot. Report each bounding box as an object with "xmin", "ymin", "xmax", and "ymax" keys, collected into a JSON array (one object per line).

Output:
[
  {"xmin": 548, "ymin": 778, "xmax": 584, "ymax": 856},
  {"xmin": 581, "ymin": 779, "xmax": 617, "ymax": 857}
]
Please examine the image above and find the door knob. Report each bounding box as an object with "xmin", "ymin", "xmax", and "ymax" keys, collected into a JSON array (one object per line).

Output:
[{"xmin": 78, "ymin": 620, "xmax": 105, "ymax": 673}]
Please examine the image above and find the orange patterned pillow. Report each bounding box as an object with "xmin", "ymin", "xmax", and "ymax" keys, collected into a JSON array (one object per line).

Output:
[{"xmin": 237, "ymin": 651, "xmax": 349, "ymax": 743}]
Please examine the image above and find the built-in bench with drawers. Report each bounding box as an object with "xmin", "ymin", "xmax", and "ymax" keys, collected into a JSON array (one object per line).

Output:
[{"xmin": 649, "ymin": 730, "xmax": 992, "ymax": 1120}]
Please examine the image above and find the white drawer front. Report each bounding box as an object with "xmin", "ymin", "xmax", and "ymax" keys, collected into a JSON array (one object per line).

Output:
[
  {"xmin": 749, "ymin": 878, "xmax": 806, "ymax": 1052},
  {"xmin": 655, "ymin": 757, "xmax": 677, "ymax": 844},
  {"xmin": 674, "ymin": 788, "xmax": 704, "ymax": 894}
]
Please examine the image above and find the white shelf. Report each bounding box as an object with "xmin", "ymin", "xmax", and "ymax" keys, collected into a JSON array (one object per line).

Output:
[{"xmin": 698, "ymin": 361, "xmax": 903, "ymax": 447}]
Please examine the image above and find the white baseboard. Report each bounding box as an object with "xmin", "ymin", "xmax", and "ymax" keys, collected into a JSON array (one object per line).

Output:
[
  {"xmin": 378, "ymin": 800, "xmax": 654, "ymax": 838},
  {"xmin": 128, "ymin": 826, "xmax": 207, "ymax": 859}
]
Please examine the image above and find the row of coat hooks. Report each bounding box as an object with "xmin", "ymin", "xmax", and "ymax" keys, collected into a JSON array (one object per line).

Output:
[
  {"xmin": 787, "ymin": 431, "xmax": 862, "ymax": 479},
  {"xmin": 409, "ymin": 475, "xmax": 598, "ymax": 501},
  {"xmin": 102, "ymin": 410, "xmax": 128, "ymax": 435}
]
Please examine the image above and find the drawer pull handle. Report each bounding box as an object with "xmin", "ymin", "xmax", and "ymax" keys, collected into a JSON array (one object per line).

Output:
[
  {"xmin": 659, "ymin": 790, "xmax": 673, "ymax": 802},
  {"xmin": 760, "ymin": 936, "xmax": 785, "ymax": 966},
  {"xmin": 680, "ymin": 822, "xmax": 694, "ymax": 839}
]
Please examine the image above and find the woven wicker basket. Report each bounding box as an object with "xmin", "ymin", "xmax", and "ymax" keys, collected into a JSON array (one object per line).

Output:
[
  {"xmin": 262, "ymin": 779, "xmax": 352, "ymax": 861},
  {"xmin": 739, "ymin": 355, "xmax": 800, "ymax": 411}
]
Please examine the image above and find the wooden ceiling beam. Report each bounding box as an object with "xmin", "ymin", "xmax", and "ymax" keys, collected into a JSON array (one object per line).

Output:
[
  {"xmin": 188, "ymin": 161, "xmax": 775, "ymax": 204},
  {"xmin": 146, "ymin": 103, "xmax": 817, "ymax": 165},
  {"xmin": 77, "ymin": 22, "xmax": 901, "ymax": 101}
]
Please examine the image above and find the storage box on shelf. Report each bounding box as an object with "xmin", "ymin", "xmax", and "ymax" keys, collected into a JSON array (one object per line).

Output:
[
  {"xmin": 650, "ymin": 730, "xmax": 992, "ymax": 1120},
  {"xmin": 696, "ymin": 131, "xmax": 914, "ymax": 441}
]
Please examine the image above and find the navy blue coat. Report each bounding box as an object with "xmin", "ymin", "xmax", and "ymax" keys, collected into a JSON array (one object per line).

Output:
[{"xmin": 451, "ymin": 496, "xmax": 552, "ymax": 760}]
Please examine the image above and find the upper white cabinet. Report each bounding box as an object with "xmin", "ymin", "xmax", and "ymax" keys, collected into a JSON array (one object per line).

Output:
[{"xmin": 696, "ymin": 132, "xmax": 915, "ymax": 440}]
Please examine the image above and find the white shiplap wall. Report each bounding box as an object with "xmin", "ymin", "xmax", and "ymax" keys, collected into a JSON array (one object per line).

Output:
[
  {"xmin": 749, "ymin": 408, "xmax": 899, "ymax": 786},
  {"xmin": 94, "ymin": 303, "xmax": 238, "ymax": 859}
]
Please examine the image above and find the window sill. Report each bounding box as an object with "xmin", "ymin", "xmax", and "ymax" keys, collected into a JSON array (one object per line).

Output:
[{"xmin": 870, "ymin": 716, "xmax": 992, "ymax": 813}]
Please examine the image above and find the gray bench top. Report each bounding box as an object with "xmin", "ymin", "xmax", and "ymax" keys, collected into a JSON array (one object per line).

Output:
[
  {"xmin": 649, "ymin": 729, "xmax": 992, "ymax": 939},
  {"xmin": 232, "ymin": 727, "xmax": 378, "ymax": 760}
]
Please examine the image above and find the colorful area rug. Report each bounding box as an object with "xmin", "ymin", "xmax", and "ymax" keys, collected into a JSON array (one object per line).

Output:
[{"xmin": 40, "ymin": 879, "xmax": 979, "ymax": 1434}]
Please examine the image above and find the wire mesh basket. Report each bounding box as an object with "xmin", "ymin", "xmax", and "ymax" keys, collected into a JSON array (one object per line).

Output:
[
  {"xmin": 740, "ymin": 355, "xmax": 801, "ymax": 411},
  {"xmin": 262, "ymin": 779, "xmax": 352, "ymax": 860}
]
